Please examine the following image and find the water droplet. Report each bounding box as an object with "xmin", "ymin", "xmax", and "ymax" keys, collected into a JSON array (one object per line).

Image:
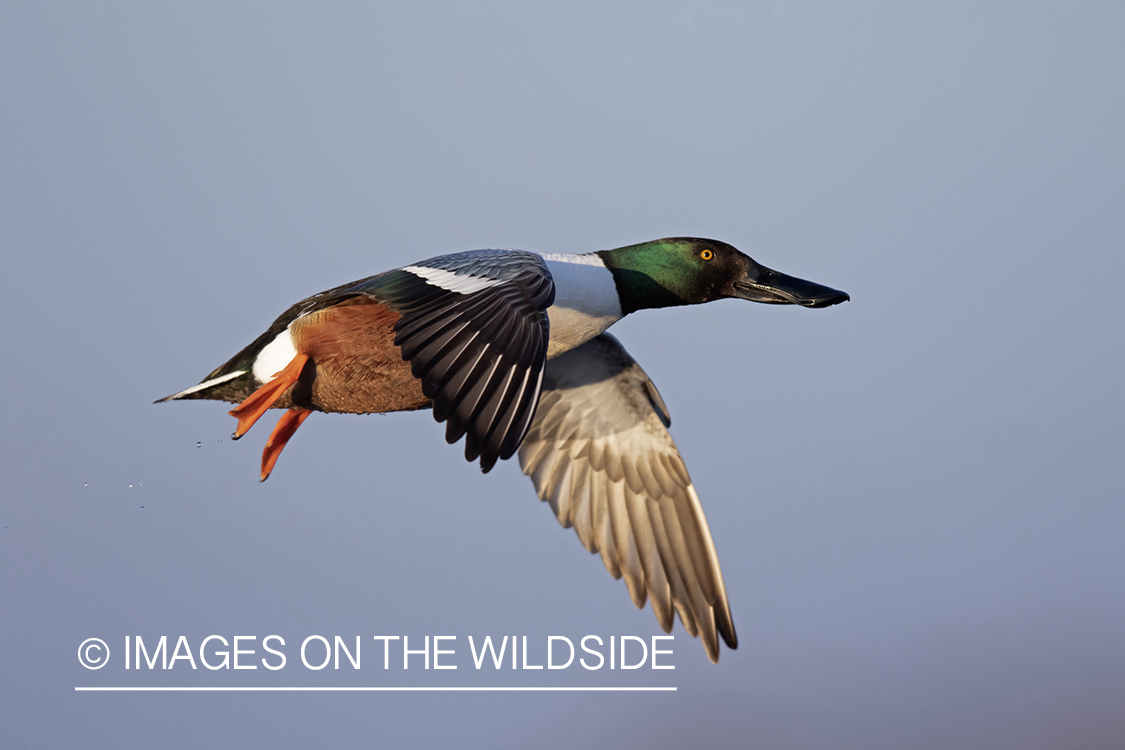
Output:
[
  {"xmin": 83, "ymin": 483, "xmax": 88, "ymax": 487},
  {"xmin": 140, "ymin": 505, "xmax": 145, "ymax": 510},
  {"xmin": 196, "ymin": 441, "xmax": 202, "ymax": 448},
  {"xmin": 129, "ymin": 484, "xmax": 134, "ymax": 489}
]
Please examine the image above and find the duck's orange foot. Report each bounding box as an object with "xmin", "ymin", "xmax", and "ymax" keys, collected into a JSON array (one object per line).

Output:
[
  {"xmin": 260, "ymin": 408, "xmax": 312, "ymax": 482},
  {"xmin": 228, "ymin": 353, "xmax": 309, "ymax": 440}
]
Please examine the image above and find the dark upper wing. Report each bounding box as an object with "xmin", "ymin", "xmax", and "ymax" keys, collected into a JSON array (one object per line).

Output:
[
  {"xmin": 517, "ymin": 333, "xmax": 737, "ymax": 663},
  {"xmin": 346, "ymin": 249, "xmax": 555, "ymax": 472}
]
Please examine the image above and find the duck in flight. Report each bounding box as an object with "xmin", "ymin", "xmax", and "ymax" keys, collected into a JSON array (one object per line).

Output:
[{"xmin": 159, "ymin": 237, "xmax": 849, "ymax": 662}]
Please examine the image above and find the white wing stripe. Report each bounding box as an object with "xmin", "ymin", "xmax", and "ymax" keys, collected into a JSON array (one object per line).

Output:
[{"xmin": 402, "ymin": 265, "xmax": 504, "ymax": 294}]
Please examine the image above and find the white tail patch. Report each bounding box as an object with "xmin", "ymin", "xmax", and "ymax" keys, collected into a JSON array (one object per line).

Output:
[
  {"xmin": 167, "ymin": 370, "xmax": 246, "ymax": 399},
  {"xmin": 402, "ymin": 265, "xmax": 503, "ymax": 294},
  {"xmin": 252, "ymin": 327, "xmax": 299, "ymax": 383}
]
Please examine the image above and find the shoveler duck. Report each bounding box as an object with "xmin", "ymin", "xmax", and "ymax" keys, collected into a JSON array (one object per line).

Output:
[{"xmin": 159, "ymin": 237, "xmax": 848, "ymax": 662}]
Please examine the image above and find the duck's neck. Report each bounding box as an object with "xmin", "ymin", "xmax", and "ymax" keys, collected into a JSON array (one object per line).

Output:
[
  {"xmin": 538, "ymin": 252, "xmax": 624, "ymax": 359},
  {"xmin": 595, "ymin": 239, "xmax": 700, "ymax": 314}
]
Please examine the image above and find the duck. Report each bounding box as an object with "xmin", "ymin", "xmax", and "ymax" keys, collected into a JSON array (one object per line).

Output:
[{"xmin": 158, "ymin": 237, "xmax": 849, "ymax": 662}]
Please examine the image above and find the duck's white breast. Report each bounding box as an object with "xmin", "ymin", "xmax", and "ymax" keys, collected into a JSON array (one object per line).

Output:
[{"xmin": 538, "ymin": 252, "xmax": 623, "ymax": 358}]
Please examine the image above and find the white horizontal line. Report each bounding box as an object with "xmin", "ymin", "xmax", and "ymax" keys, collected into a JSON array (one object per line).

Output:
[
  {"xmin": 75, "ymin": 686, "xmax": 675, "ymax": 692},
  {"xmin": 402, "ymin": 265, "xmax": 503, "ymax": 294}
]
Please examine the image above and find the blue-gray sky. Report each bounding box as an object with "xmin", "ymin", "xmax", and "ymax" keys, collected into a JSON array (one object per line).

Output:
[{"xmin": 2, "ymin": 2, "xmax": 1123, "ymax": 748}]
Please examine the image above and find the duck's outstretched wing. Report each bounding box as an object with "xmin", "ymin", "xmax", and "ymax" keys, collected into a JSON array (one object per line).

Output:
[
  {"xmin": 517, "ymin": 333, "xmax": 737, "ymax": 662},
  {"xmin": 351, "ymin": 249, "xmax": 555, "ymax": 473}
]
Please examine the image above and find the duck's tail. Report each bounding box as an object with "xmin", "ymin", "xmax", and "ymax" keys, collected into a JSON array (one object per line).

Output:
[
  {"xmin": 154, "ymin": 310, "xmax": 300, "ymax": 406},
  {"xmin": 154, "ymin": 366, "xmax": 259, "ymax": 405}
]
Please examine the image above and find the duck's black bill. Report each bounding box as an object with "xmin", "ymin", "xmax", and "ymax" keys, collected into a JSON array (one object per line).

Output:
[{"xmin": 731, "ymin": 260, "xmax": 850, "ymax": 308}]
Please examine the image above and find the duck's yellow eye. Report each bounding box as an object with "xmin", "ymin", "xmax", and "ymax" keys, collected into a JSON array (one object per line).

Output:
[{"xmin": 700, "ymin": 249, "xmax": 714, "ymax": 261}]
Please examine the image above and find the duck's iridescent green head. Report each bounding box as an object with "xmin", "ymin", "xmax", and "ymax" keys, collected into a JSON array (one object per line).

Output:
[{"xmin": 599, "ymin": 237, "xmax": 850, "ymax": 315}]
